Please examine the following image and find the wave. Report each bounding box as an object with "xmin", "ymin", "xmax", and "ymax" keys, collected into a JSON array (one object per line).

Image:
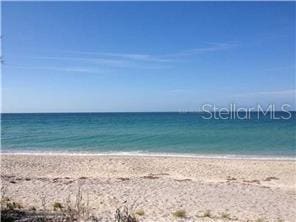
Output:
[{"xmin": 1, "ymin": 150, "xmax": 295, "ymax": 161}]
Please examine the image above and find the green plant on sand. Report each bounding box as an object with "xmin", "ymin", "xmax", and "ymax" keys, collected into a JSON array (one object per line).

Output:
[
  {"xmin": 172, "ymin": 209, "xmax": 186, "ymax": 218},
  {"xmin": 53, "ymin": 202, "xmax": 63, "ymax": 211}
]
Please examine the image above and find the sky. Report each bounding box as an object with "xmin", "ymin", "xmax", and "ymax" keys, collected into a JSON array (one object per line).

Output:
[{"xmin": 2, "ymin": 2, "xmax": 296, "ymax": 112}]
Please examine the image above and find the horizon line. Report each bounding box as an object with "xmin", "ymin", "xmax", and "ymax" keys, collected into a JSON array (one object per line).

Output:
[{"xmin": 2, "ymin": 111, "xmax": 296, "ymax": 114}]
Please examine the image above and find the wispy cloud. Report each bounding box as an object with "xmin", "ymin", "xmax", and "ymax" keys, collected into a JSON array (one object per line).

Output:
[
  {"xmin": 62, "ymin": 42, "xmax": 239, "ymax": 61},
  {"xmin": 162, "ymin": 42, "xmax": 239, "ymax": 58},
  {"xmin": 5, "ymin": 42, "xmax": 239, "ymax": 72},
  {"xmin": 62, "ymin": 51, "xmax": 172, "ymax": 63},
  {"xmin": 236, "ymin": 89, "xmax": 296, "ymax": 98},
  {"xmin": 7, "ymin": 64, "xmax": 103, "ymax": 74}
]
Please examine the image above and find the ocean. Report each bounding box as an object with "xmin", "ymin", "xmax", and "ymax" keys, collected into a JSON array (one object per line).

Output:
[{"xmin": 1, "ymin": 112, "xmax": 295, "ymax": 158}]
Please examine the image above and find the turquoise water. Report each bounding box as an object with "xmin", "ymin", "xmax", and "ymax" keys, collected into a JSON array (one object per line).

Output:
[{"xmin": 1, "ymin": 112, "xmax": 296, "ymax": 157}]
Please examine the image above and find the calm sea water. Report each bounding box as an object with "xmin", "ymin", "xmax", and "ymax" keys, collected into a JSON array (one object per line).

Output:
[{"xmin": 1, "ymin": 112, "xmax": 296, "ymax": 157}]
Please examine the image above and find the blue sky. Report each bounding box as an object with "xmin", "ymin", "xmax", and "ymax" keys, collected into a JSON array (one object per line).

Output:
[{"xmin": 2, "ymin": 2, "xmax": 295, "ymax": 112}]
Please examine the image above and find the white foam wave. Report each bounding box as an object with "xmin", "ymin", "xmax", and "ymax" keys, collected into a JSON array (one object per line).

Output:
[{"xmin": 1, "ymin": 150, "xmax": 295, "ymax": 161}]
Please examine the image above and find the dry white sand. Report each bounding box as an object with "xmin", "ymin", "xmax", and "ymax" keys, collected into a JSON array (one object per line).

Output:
[{"xmin": 1, "ymin": 154, "xmax": 295, "ymax": 221}]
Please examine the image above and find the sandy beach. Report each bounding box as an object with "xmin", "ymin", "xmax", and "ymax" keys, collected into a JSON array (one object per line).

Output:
[{"xmin": 1, "ymin": 154, "xmax": 295, "ymax": 221}]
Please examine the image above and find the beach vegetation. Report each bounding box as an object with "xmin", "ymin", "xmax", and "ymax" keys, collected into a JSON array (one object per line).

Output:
[
  {"xmin": 172, "ymin": 209, "xmax": 186, "ymax": 218},
  {"xmin": 115, "ymin": 206, "xmax": 138, "ymax": 222},
  {"xmin": 0, "ymin": 197, "xmax": 10, "ymax": 204},
  {"xmin": 29, "ymin": 206, "xmax": 36, "ymax": 211},
  {"xmin": 221, "ymin": 212, "xmax": 231, "ymax": 220},
  {"xmin": 2, "ymin": 198, "xmax": 23, "ymax": 211},
  {"xmin": 6, "ymin": 202, "xmax": 15, "ymax": 210},
  {"xmin": 135, "ymin": 209, "xmax": 144, "ymax": 216},
  {"xmin": 53, "ymin": 202, "xmax": 63, "ymax": 211},
  {"xmin": 203, "ymin": 210, "xmax": 212, "ymax": 218}
]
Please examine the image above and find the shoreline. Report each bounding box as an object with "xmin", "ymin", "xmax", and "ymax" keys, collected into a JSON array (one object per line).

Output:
[{"xmin": 1, "ymin": 151, "xmax": 295, "ymax": 161}]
